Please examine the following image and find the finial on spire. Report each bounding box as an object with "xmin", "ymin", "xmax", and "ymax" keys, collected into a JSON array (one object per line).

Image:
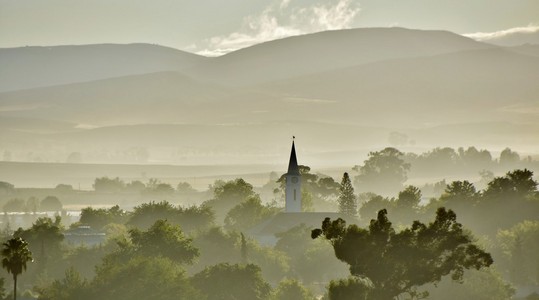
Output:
[{"xmin": 293, "ymin": 136, "xmax": 295, "ymax": 140}]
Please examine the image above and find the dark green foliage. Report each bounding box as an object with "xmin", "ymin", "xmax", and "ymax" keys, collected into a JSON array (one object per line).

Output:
[
  {"xmin": 241, "ymin": 233, "xmax": 248, "ymax": 263},
  {"xmin": 79, "ymin": 205, "xmax": 127, "ymax": 230},
  {"xmin": 441, "ymin": 180, "xmax": 478, "ymax": 208},
  {"xmin": 338, "ymin": 173, "xmax": 357, "ymax": 217},
  {"xmin": 127, "ymin": 201, "xmax": 215, "ymax": 232},
  {"xmin": 36, "ymin": 267, "xmax": 90, "ymax": 300},
  {"xmin": 273, "ymin": 278, "xmax": 315, "ymax": 300},
  {"xmin": 327, "ymin": 276, "xmax": 373, "ymax": 300},
  {"xmin": 2, "ymin": 237, "xmax": 33, "ymax": 300},
  {"xmin": 191, "ymin": 227, "xmax": 241, "ymax": 272},
  {"xmin": 93, "ymin": 177, "xmax": 125, "ymax": 192},
  {"xmin": 0, "ymin": 278, "xmax": 5, "ymax": 299},
  {"xmin": 225, "ymin": 196, "xmax": 278, "ymax": 231},
  {"xmin": 358, "ymin": 195, "xmax": 392, "ymax": 221},
  {"xmin": 191, "ymin": 263, "xmax": 272, "ymax": 300},
  {"xmin": 496, "ymin": 220, "xmax": 539, "ymax": 285},
  {"xmin": 39, "ymin": 196, "xmax": 62, "ymax": 211},
  {"xmin": 313, "ymin": 208, "xmax": 493, "ymax": 300},
  {"xmin": 14, "ymin": 217, "xmax": 63, "ymax": 267},
  {"xmin": 353, "ymin": 147, "xmax": 411, "ymax": 195},
  {"xmin": 424, "ymin": 269, "xmax": 515, "ymax": 300},
  {"xmin": 275, "ymin": 224, "xmax": 348, "ymax": 284},
  {"xmin": 144, "ymin": 178, "xmax": 174, "ymax": 195},
  {"xmin": 205, "ymin": 178, "xmax": 257, "ymax": 222},
  {"xmin": 393, "ymin": 185, "xmax": 422, "ymax": 224},
  {"xmin": 128, "ymin": 219, "xmax": 199, "ymax": 264},
  {"xmin": 124, "ymin": 180, "xmax": 145, "ymax": 193},
  {"xmin": 93, "ymin": 256, "xmax": 200, "ymax": 300}
]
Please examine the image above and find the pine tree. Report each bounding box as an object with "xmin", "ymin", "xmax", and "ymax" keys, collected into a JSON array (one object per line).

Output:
[{"xmin": 338, "ymin": 172, "xmax": 357, "ymax": 217}]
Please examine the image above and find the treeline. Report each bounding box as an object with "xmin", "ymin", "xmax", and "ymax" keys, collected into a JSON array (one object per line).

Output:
[
  {"xmin": 355, "ymin": 168, "xmax": 539, "ymax": 293},
  {"xmin": 0, "ymin": 177, "xmax": 350, "ymax": 299},
  {"xmin": 1, "ymin": 168, "xmax": 536, "ymax": 299},
  {"xmin": 405, "ymin": 146, "xmax": 532, "ymax": 176}
]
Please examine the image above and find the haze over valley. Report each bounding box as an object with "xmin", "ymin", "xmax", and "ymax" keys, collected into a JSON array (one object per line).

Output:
[{"xmin": 1, "ymin": 1, "xmax": 539, "ymax": 299}]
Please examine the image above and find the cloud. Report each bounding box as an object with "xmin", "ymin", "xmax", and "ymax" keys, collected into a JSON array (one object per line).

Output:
[
  {"xmin": 192, "ymin": 0, "xmax": 360, "ymax": 57},
  {"xmin": 463, "ymin": 24, "xmax": 539, "ymax": 42}
]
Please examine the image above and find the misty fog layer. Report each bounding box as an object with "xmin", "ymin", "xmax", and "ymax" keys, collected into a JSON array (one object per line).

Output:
[{"xmin": 1, "ymin": 28, "xmax": 539, "ymax": 167}]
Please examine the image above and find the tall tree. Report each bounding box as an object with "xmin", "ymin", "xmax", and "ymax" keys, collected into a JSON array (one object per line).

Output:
[
  {"xmin": 353, "ymin": 147, "xmax": 410, "ymax": 196},
  {"xmin": 338, "ymin": 173, "xmax": 357, "ymax": 217},
  {"xmin": 1, "ymin": 237, "xmax": 33, "ymax": 300},
  {"xmin": 312, "ymin": 208, "xmax": 493, "ymax": 300},
  {"xmin": 14, "ymin": 217, "xmax": 63, "ymax": 270}
]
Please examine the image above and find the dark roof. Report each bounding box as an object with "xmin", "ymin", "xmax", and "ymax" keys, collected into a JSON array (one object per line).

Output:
[
  {"xmin": 287, "ymin": 141, "xmax": 300, "ymax": 175},
  {"xmin": 249, "ymin": 212, "xmax": 348, "ymax": 236}
]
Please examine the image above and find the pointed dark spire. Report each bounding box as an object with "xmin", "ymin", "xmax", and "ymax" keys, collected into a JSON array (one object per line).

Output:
[{"xmin": 287, "ymin": 140, "xmax": 300, "ymax": 175}]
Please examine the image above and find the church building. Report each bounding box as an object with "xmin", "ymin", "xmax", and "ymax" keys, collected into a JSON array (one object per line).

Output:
[{"xmin": 248, "ymin": 139, "xmax": 348, "ymax": 246}]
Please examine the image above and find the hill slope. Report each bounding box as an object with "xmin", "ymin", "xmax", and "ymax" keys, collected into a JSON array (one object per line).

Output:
[
  {"xmin": 0, "ymin": 43, "xmax": 208, "ymax": 92},
  {"xmin": 189, "ymin": 27, "xmax": 494, "ymax": 85}
]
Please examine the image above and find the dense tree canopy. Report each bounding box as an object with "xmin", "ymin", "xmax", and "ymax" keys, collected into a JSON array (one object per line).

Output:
[
  {"xmin": 225, "ymin": 196, "xmax": 278, "ymax": 231},
  {"xmin": 353, "ymin": 147, "xmax": 410, "ymax": 196},
  {"xmin": 191, "ymin": 263, "xmax": 272, "ymax": 300},
  {"xmin": 312, "ymin": 208, "xmax": 493, "ymax": 300}
]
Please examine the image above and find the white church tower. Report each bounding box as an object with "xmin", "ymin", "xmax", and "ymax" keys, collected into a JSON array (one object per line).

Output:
[{"xmin": 285, "ymin": 139, "xmax": 301, "ymax": 212}]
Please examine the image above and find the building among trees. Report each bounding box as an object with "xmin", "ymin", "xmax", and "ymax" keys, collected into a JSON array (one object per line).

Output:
[{"xmin": 249, "ymin": 139, "xmax": 348, "ymax": 245}]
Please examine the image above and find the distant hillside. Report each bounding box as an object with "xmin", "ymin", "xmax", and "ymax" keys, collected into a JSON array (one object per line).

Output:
[
  {"xmin": 258, "ymin": 48, "xmax": 539, "ymax": 126},
  {"xmin": 0, "ymin": 71, "xmax": 239, "ymax": 125},
  {"xmin": 0, "ymin": 43, "xmax": 208, "ymax": 92},
  {"xmin": 1, "ymin": 28, "xmax": 539, "ymax": 166},
  {"xmin": 189, "ymin": 27, "xmax": 493, "ymax": 85}
]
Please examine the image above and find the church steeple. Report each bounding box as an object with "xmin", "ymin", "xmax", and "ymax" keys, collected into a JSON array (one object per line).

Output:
[
  {"xmin": 287, "ymin": 140, "xmax": 300, "ymax": 175},
  {"xmin": 285, "ymin": 138, "xmax": 301, "ymax": 212}
]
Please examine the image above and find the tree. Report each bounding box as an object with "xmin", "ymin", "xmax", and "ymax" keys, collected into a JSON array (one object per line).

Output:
[
  {"xmin": 93, "ymin": 256, "xmax": 200, "ymax": 300},
  {"xmin": 327, "ymin": 276, "xmax": 373, "ymax": 300},
  {"xmin": 191, "ymin": 263, "xmax": 272, "ymax": 300},
  {"xmin": 14, "ymin": 216, "xmax": 63, "ymax": 268},
  {"xmin": 1, "ymin": 237, "xmax": 33, "ymax": 300},
  {"xmin": 496, "ymin": 220, "xmax": 539, "ymax": 285},
  {"xmin": 392, "ymin": 185, "xmax": 422, "ymax": 225},
  {"xmin": 273, "ymin": 278, "xmax": 315, "ymax": 300},
  {"xmin": 127, "ymin": 201, "xmax": 214, "ymax": 232},
  {"xmin": 93, "ymin": 177, "xmax": 125, "ymax": 193},
  {"xmin": 338, "ymin": 173, "xmax": 357, "ymax": 217},
  {"xmin": 205, "ymin": 178, "xmax": 257, "ymax": 222},
  {"xmin": 128, "ymin": 219, "xmax": 199, "ymax": 264},
  {"xmin": 40, "ymin": 196, "xmax": 63, "ymax": 211},
  {"xmin": 353, "ymin": 147, "xmax": 410, "ymax": 196},
  {"xmin": 312, "ymin": 208, "xmax": 493, "ymax": 300},
  {"xmin": 225, "ymin": 196, "xmax": 278, "ymax": 231},
  {"xmin": 358, "ymin": 195, "xmax": 391, "ymax": 221},
  {"xmin": 79, "ymin": 205, "xmax": 128, "ymax": 230},
  {"xmin": 144, "ymin": 178, "xmax": 174, "ymax": 195},
  {"xmin": 36, "ymin": 267, "xmax": 90, "ymax": 300},
  {"xmin": 177, "ymin": 182, "xmax": 196, "ymax": 193},
  {"xmin": 499, "ymin": 148, "xmax": 520, "ymax": 166}
]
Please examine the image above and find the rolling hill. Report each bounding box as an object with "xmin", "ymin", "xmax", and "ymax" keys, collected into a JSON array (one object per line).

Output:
[{"xmin": 0, "ymin": 43, "xmax": 208, "ymax": 92}]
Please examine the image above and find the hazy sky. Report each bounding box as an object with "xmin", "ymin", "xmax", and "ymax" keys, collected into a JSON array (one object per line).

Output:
[{"xmin": 1, "ymin": 0, "xmax": 538, "ymax": 55}]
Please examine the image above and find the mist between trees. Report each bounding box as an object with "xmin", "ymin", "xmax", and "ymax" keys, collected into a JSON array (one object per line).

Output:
[{"xmin": 0, "ymin": 146, "xmax": 537, "ymax": 299}]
